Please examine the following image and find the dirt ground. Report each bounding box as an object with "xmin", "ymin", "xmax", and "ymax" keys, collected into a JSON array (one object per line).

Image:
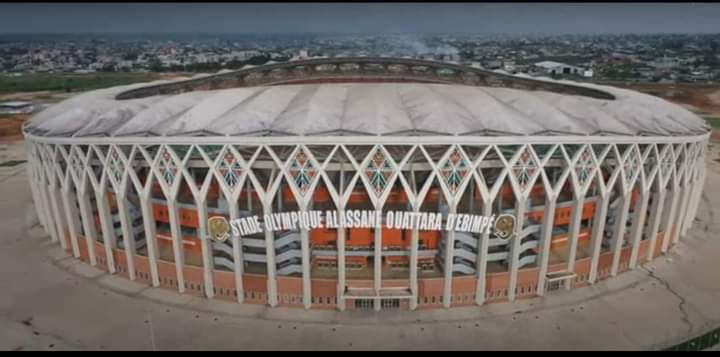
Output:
[
  {"xmin": 0, "ymin": 115, "xmax": 29, "ymax": 143},
  {"xmin": 616, "ymin": 83, "xmax": 720, "ymax": 117}
]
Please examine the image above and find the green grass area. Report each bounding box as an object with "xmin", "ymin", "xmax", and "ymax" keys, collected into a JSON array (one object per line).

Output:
[
  {"xmin": 664, "ymin": 326, "xmax": 720, "ymax": 351},
  {"xmin": 0, "ymin": 72, "xmax": 165, "ymax": 94},
  {"xmin": 0, "ymin": 160, "xmax": 26, "ymax": 167},
  {"xmin": 703, "ymin": 116, "xmax": 720, "ymax": 129}
]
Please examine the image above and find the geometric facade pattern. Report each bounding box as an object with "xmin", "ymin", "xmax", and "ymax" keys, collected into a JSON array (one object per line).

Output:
[{"xmin": 25, "ymin": 136, "xmax": 709, "ymax": 312}]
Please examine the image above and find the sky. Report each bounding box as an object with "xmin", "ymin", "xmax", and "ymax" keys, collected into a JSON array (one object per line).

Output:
[{"xmin": 0, "ymin": 3, "xmax": 718, "ymax": 34}]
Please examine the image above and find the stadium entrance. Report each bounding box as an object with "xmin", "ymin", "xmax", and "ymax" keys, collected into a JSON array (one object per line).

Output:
[{"xmin": 353, "ymin": 299, "xmax": 401, "ymax": 310}]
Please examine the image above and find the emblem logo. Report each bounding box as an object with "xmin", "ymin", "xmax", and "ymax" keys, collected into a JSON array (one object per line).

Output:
[
  {"xmin": 208, "ymin": 216, "xmax": 231, "ymax": 243},
  {"xmin": 494, "ymin": 214, "xmax": 515, "ymax": 240}
]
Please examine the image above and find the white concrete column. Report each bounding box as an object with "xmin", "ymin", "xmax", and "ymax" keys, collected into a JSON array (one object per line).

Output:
[
  {"xmin": 566, "ymin": 196, "xmax": 585, "ymax": 283},
  {"xmin": 687, "ymin": 166, "xmax": 706, "ymax": 229},
  {"xmin": 660, "ymin": 186, "xmax": 680, "ymax": 252},
  {"xmin": 374, "ymin": 222, "xmax": 382, "ymax": 312},
  {"xmin": 336, "ymin": 214, "xmax": 346, "ymax": 311},
  {"xmin": 673, "ymin": 182, "xmax": 692, "ymax": 243},
  {"xmin": 442, "ymin": 207, "xmax": 456, "ymax": 308},
  {"xmin": 195, "ymin": 201, "xmax": 214, "ymax": 299},
  {"xmin": 33, "ymin": 184, "xmax": 48, "ymax": 230},
  {"xmin": 228, "ymin": 204, "xmax": 244, "ymax": 303},
  {"xmin": 39, "ymin": 181, "xmax": 59, "ymax": 243},
  {"xmin": 645, "ymin": 190, "xmax": 665, "ymax": 262},
  {"xmin": 681, "ymin": 175, "xmax": 700, "ymax": 235},
  {"xmin": 536, "ymin": 196, "xmax": 557, "ymax": 295},
  {"xmin": 336, "ymin": 164, "xmax": 347, "ymax": 311},
  {"xmin": 139, "ymin": 196, "xmax": 160, "ymax": 286},
  {"xmin": 300, "ymin": 222, "xmax": 312, "ymax": 309},
  {"xmin": 60, "ymin": 187, "xmax": 82, "ymax": 257},
  {"xmin": 679, "ymin": 176, "xmax": 694, "ymax": 235},
  {"xmin": 670, "ymin": 184, "xmax": 687, "ymax": 245},
  {"xmin": 507, "ymin": 198, "xmax": 526, "ymax": 302},
  {"xmin": 610, "ymin": 193, "xmax": 632, "ymax": 276},
  {"xmin": 475, "ymin": 203, "xmax": 493, "ymax": 305},
  {"xmin": 588, "ymin": 193, "xmax": 609, "ymax": 284},
  {"xmin": 28, "ymin": 161, "xmax": 48, "ymax": 230},
  {"xmin": 628, "ymin": 188, "xmax": 651, "ymax": 269},
  {"xmin": 409, "ymin": 220, "xmax": 419, "ymax": 310},
  {"xmin": 48, "ymin": 186, "xmax": 67, "ymax": 249},
  {"xmin": 263, "ymin": 204, "xmax": 278, "ymax": 307},
  {"xmin": 165, "ymin": 200, "xmax": 185, "ymax": 292},
  {"xmin": 685, "ymin": 168, "xmax": 705, "ymax": 234},
  {"xmin": 77, "ymin": 192, "xmax": 98, "ymax": 265},
  {"xmin": 95, "ymin": 190, "xmax": 116, "ymax": 273},
  {"xmin": 30, "ymin": 177, "xmax": 46, "ymax": 229},
  {"xmin": 42, "ymin": 188, "xmax": 59, "ymax": 243},
  {"xmin": 116, "ymin": 194, "xmax": 137, "ymax": 280}
]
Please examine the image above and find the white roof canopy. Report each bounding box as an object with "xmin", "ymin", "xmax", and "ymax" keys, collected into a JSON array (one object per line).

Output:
[{"xmin": 26, "ymin": 75, "xmax": 709, "ymax": 138}]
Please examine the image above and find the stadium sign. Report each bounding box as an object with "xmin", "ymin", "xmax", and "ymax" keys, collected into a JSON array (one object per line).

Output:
[{"xmin": 207, "ymin": 211, "xmax": 515, "ymax": 243}]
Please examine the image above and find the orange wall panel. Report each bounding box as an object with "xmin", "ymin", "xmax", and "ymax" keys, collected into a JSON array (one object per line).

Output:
[
  {"xmin": 311, "ymin": 278, "xmax": 337, "ymax": 297},
  {"xmin": 382, "ymin": 228, "xmax": 404, "ymax": 247},
  {"xmin": 348, "ymin": 228, "xmax": 373, "ymax": 246},
  {"xmin": 418, "ymin": 277, "xmax": 444, "ymax": 297},
  {"xmin": 277, "ymin": 276, "xmax": 303, "ymax": 295},
  {"xmin": 310, "ymin": 228, "xmax": 337, "ymax": 246},
  {"xmin": 244, "ymin": 274, "xmax": 267, "ymax": 293},
  {"xmin": 451, "ymin": 276, "xmax": 476, "ymax": 295},
  {"xmin": 212, "ymin": 270, "xmax": 237, "ymax": 302}
]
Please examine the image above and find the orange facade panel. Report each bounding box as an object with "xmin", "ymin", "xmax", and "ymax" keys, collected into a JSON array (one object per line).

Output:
[
  {"xmin": 420, "ymin": 230, "xmax": 440, "ymax": 249},
  {"xmin": 348, "ymin": 228, "xmax": 373, "ymax": 247},
  {"xmin": 382, "ymin": 228, "xmax": 404, "ymax": 248},
  {"xmin": 212, "ymin": 270, "xmax": 237, "ymax": 302},
  {"xmin": 152, "ymin": 203, "xmax": 201, "ymax": 228},
  {"xmin": 310, "ymin": 228, "xmax": 337, "ymax": 246}
]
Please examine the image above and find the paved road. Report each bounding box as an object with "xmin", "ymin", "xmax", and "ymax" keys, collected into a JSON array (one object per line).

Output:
[{"xmin": 0, "ymin": 142, "xmax": 719, "ymax": 350}]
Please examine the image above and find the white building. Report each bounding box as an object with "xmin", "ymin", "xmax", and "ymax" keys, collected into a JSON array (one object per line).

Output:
[
  {"xmin": 22, "ymin": 58, "xmax": 709, "ymax": 313},
  {"xmin": 0, "ymin": 101, "xmax": 34, "ymax": 114},
  {"xmin": 533, "ymin": 61, "xmax": 584, "ymax": 76}
]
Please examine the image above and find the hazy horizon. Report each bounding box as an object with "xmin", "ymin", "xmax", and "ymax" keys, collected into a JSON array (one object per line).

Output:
[{"xmin": 0, "ymin": 3, "xmax": 719, "ymax": 35}]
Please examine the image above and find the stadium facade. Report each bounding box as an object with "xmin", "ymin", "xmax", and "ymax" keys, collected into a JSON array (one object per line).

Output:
[{"xmin": 23, "ymin": 58, "xmax": 710, "ymax": 311}]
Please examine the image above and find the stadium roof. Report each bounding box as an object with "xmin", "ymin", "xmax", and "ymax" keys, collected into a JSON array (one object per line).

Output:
[{"xmin": 24, "ymin": 64, "xmax": 710, "ymax": 139}]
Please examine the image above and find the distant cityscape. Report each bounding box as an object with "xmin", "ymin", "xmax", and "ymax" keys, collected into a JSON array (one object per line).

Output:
[{"xmin": 1, "ymin": 33, "xmax": 719, "ymax": 83}]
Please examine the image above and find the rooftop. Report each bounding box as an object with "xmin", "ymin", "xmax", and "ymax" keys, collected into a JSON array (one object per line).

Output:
[{"xmin": 22, "ymin": 58, "xmax": 710, "ymax": 139}]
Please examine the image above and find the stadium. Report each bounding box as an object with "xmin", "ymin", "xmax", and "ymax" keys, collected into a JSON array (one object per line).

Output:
[{"xmin": 22, "ymin": 57, "xmax": 710, "ymax": 312}]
